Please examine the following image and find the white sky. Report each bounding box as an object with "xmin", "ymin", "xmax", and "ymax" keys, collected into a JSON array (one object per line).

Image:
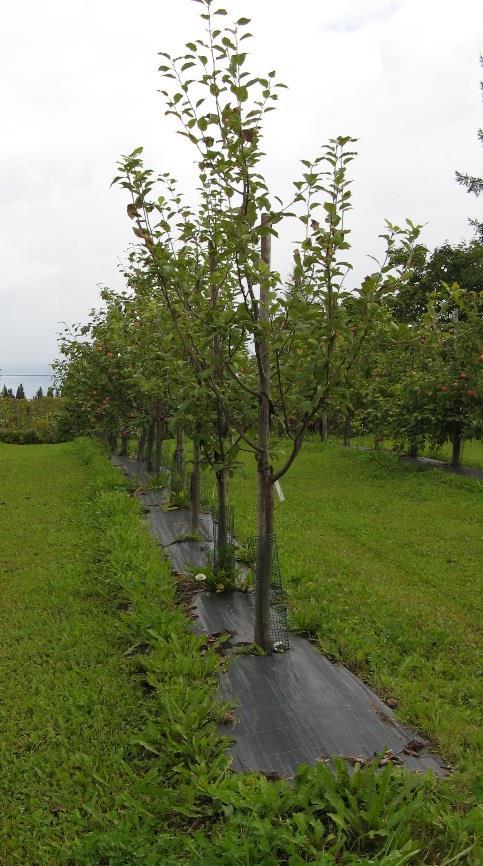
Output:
[{"xmin": 0, "ymin": 0, "xmax": 481, "ymax": 377}]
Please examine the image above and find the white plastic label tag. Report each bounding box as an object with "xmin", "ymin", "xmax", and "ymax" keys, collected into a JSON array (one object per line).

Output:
[{"xmin": 274, "ymin": 480, "xmax": 285, "ymax": 502}]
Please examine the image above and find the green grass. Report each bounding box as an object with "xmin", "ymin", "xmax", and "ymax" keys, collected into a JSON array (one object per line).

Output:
[
  {"xmin": 230, "ymin": 440, "xmax": 483, "ymax": 792},
  {"xmin": 128, "ymin": 433, "xmax": 482, "ymax": 780},
  {"xmin": 346, "ymin": 434, "xmax": 483, "ymax": 469},
  {"xmin": 0, "ymin": 442, "xmax": 151, "ymax": 862},
  {"xmin": 0, "ymin": 439, "xmax": 227, "ymax": 863},
  {"xmin": 1, "ymin": 439, "xmax": 480, "ymax": 864}
]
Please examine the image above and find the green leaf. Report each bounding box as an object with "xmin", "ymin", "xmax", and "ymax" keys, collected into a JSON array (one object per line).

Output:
[
  {"xmin": 133, "ymin": 740, "xmax": 161, "ymax": 757},
  {"xmin": 231, "ymin": 84, "xmax": 248, "ymax": 102}
]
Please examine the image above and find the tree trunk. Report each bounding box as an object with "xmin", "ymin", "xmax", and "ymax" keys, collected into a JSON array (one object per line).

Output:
[
  {"xmin": 343, "ymin": 415, "xmax": 351, "ymax": 447},
  {"xmin": 174, "ymin": 429, "xmax": 185, "ymax": 488},
  {"xmin": 119, "ymin": 430, "xmax": 129, "ymax": 457},
  {"xmin": 374, "ymin": 433, "xmax": 383, "ymax": 451},
  {"xmin": 191, "ymin": 435, "xmax": 201, "ymax": 534},
  {"xmin": 215, "ymin": 467, "xmax": 229, "ymax": 553},
  {"xmin": 254, "ymin": 213, "xmax": 274, "ymax": 652},
  {"xmin": 320, "ymin": 413, "xmax": 329, "ymax": 442},
  {"xmin": 145, "ymin": 419, "xmax": 155, "ymax": 472},
  {"xmin": 209, "ymin": 238, "xmax": 230, "ymax": 567},
  {"xmin": 136, "ymin": 427, "xmax": 146, "ymax": 462},
  {"xmin": 451, "ymin": 426, "xmax": 463, "ymax": 467},
  {"xmin": 154, "ymin": 418, "xmax": 164, "ymax": 476},
  {"xmin": 408, "ymin": 440, "xmax": 418, "ymax": 458},
  {"xmin": 255, "ymin": 456, "xmax": 274, "ymax": 651},
  {"xmin": 108, "ymin": 431, "xmax": 117, "ymax": 452}
]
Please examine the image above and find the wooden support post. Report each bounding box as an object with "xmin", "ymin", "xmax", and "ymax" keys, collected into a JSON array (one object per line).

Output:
[{"xmin": 254, "ymin": 213, "xmax": 274, "ymax": 651}]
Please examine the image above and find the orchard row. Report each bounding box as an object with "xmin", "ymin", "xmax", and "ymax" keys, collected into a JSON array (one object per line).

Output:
[{"xmin": 55, "ymin": 0, "xmax": 482, "ymax": 648}]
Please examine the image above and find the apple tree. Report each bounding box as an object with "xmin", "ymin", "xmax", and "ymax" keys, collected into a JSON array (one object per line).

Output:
[{"xmin": 113, "ymin": 0, "xmax": 421, "ymax": 649}]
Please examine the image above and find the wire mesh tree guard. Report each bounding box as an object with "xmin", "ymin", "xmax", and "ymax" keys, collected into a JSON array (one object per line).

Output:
[
  {"xmin": 199, "ymin": 472, "xmax": 214, "ymax": 513},
  {"xmin": 211, "ymin": 503, "xmax": 237, "ymax": 578},
  {"xmin": 154, "ymin": 442, "xmax": 169, "ymax": 472},
  {"xmin": 170, "ymin": 452, "xmax": 185, "ymax": 500},
  {"xmin": 247, "ymin": 534, "xmax": 290, "ymax": 651}
]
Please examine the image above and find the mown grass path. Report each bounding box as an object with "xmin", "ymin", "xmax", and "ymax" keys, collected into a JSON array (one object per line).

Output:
[{"xmin": 0, "ymin": 443, "xmax": 147, "ymax": 864}]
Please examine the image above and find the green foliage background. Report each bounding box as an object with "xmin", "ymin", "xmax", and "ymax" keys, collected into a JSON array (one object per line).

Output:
[{"xmin": 0, "ymin": 396, "xmax": 66, "ymax": 444}]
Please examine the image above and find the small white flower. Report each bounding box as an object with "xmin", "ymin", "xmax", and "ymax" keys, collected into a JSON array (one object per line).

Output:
[{"xmin": 194, "ymin": 573, "xmax": 207, "ymax": 582}]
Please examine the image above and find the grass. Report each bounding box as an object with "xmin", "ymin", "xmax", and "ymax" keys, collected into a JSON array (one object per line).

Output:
[
  {"xmin": 0, "ymin": 442, "xmax": 152, "ymax": 862},
  {"xmin": 345, "ymin": 434, "xmax": 483, "ymax": 469},
  {"xmin": 1, "ymin": 438, "xmax": 480, "ymax": 864},
  {"xmin": 0, "ymin": 439, "xmax": 228, "ymax": 863},
  {"xmin": 230, "ymin": 440, "xmax": 483, "ymax": 793},
  {"xmin": 136, "ymin": 433, "xmax": 482, "ymax": 853},
  {"xmin": 127, "ymin": 433, "xmax": 482, "ymax": 781}
]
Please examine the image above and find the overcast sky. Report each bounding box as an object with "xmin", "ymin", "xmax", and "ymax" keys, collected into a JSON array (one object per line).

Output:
[{"xmin": 0, "ymin": 0, "xmax": 481, "ymax": 381}]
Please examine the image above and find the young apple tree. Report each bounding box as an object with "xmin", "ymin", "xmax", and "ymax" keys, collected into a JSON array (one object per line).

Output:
[{"xmin": 114, "ymin": 0, "xmax": 421, "ymax": 649}]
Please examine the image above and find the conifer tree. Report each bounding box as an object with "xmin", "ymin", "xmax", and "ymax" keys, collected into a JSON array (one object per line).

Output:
[{"xmin": 15, "ymin": 384, "xmax": 25, "ymax": 400}]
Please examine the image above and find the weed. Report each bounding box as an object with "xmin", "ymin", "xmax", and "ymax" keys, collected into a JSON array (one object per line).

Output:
[
  {"xmin": 233, "ymin": 642, "xmax": 267, "ymax": 656},
  {"xmin": 235, "ymin": 541, "xmax": 256, "ymax": 564},
  {"xmin": 187, "ymin": 559, "xmax": 239, "ymax": 593},
  {"xmin": 170, "ymin": 486, "xmax": 191, "ymax": 508},
  {"xmin": 237, "ymin": 569, "xmax": 254, "ymax": 592},
  {"xmin": 174, "ymin": 531, "xmax": 204, "ymax": 543},
  {"xmin": 147, "ymin": 469, "xmax": 170, "ymax": 489}
]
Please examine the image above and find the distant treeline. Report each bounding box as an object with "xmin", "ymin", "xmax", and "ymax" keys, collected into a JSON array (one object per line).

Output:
[
  {"xmin": 0, "ymin": 390, "xmax": 67, "ymax": 444},
  {"xmin": 1, "ymin": 384, "xmax": 58, "ymax": 400}
]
